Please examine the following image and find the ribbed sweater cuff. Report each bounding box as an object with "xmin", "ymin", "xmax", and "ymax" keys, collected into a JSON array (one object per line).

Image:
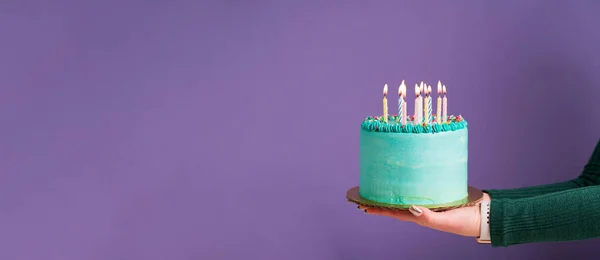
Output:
[
  {"xmin": 489, "ymin": 198, "xmax": 507, "ymax": 247},
  {"xmin": 482, "ymin": 189, "xmax": 499, "ymax": 198}
]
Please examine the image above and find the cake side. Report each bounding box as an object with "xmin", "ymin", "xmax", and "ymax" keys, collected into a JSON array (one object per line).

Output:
[{"xmin": 358, "ymin": 126, "xmax": 468, "ymax": 206}]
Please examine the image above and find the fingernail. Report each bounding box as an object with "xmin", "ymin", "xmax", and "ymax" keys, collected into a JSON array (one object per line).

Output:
[
  {"xmin": 357, "ymin": 206, "xmax": 368, "ymax": 213},
  {"xmin": 409, "ymin": 205, "xmax": 422, "ymax": 216}
]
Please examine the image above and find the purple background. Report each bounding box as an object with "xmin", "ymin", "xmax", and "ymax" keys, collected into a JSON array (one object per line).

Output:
[{"xmin": 2, "ymin": 1, "xmax": 600, "ymax": 259}]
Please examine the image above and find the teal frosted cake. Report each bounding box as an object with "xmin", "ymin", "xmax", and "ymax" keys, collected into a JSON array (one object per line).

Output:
[{"xmin": 358, "ymin": 81, "xmax": 468, "ymax": 207}]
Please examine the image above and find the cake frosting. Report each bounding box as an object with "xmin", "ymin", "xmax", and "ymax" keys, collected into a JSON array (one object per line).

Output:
[{"xmin": 359, "ymin": 114, "xmax": 469, "ymax": 207}]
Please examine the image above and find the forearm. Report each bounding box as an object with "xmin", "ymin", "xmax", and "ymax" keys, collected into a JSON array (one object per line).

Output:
[
  {"xmin": 484, "ymin": 181, "xmax": 580, "ymax": 199},
  {"xmin": 485, "ymin": 138, "xmax": 600, "ymax": 199},
  {"xmin": 490, "ymin": 185, "xmax": 600, "ymax": 247}
]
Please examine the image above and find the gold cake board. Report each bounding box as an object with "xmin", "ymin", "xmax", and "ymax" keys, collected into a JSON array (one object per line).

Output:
[{"xmin": 346, "ymin": 186, "xmax": 484, "ymax": 212}]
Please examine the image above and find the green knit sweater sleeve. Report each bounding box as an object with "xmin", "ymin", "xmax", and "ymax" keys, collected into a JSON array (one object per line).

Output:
[
  {"xmin": 484, "ymin": 138, "xmax": 600, "ymax": 199},
  {"xmin": 488, "ymin": 138, "xmax": 600, "ymax": 247},
  {"xmin": 490, "ymin": 185, "xmax": 600, "ymax": 247}
]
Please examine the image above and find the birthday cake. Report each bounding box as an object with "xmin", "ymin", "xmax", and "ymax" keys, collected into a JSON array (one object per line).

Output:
[{"xmin": 359, "ymin": 81, "xmax": 468, "ymax": 207}]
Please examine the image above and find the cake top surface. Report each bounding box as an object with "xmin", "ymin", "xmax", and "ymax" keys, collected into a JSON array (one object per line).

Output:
[{"xmin": 361, "ymin": 114, "xmax": 467, "ymax": 134}]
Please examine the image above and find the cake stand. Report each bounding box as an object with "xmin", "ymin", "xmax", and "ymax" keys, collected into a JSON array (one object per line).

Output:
[{"xmin": 346, "ymin": 186, "xmax": 484, "ymax": 212}]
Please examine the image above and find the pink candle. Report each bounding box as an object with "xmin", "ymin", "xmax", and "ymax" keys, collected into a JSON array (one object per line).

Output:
[{"xmin": 436, "ymin": 81, "xmax": 442, "ymax": 123}]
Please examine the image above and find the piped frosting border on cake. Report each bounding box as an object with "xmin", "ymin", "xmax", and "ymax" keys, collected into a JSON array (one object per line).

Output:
[{"xmin": 361, "ymin": 115, "xmax": 467, "ymax": 133}]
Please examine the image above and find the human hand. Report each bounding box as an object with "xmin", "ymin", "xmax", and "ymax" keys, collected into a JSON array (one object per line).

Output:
[{"xmin": 359, "ymin": 193, "xmax": 491, "ymax": 237}]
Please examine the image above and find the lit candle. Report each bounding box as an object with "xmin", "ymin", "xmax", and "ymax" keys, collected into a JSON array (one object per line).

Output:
[
  {"xmin": 419, "ymin": 82, "xmax": 424, "ymax": 124},
  {"xmin": 436, "ymin": 81, "xmax": 442, "ymax": 123},
  {"xmin": 383, "ymin": 84, "xmax": 389, "ymax": 123},
  {"xmin": 398, "ymin": 80, "xmax": 405, "ymax": 125},
  {"xmin": 414, "ymin": 84, "xmax": 421, "ymax": 124},
  {"xmin": 423, "ymin": 86, "xmax": 429, "ymax": 124},
  {"xmin": 427, "ymin": 85, "xmax": 432, "ymax": 124},
  {"xmin": 442, "ymin": 85, "xmax": 448, "ymax": 123},
  {"xmin": 402, "ymin": 86, "xmax": 407, "ymax": 125}
]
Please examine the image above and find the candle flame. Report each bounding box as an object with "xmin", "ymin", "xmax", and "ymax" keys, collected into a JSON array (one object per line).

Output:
[
  {"xmin": 442, "ymin": 85, "xmax": 447, "ymax": 94},
  {"xmin": 428, "ymin": 85, "xmax": 432, "ymax": 95},
  {"xmin": 383, "ymin": 84, "xmax": 388, "ymax": 96},
  {"xmin": 437, "ymin": 81, "xmax": 442, "ymax": 95},
  {"xmin": 415, "ymin": 84, "xmax": 420, "ymax": 97},
  {"xmin": 402, "ymin": 86, "xmax": 406, "ymax": 98},
  {"xmin": 399, "ymin": 80, "xmax": 405, "ymax": 96}
]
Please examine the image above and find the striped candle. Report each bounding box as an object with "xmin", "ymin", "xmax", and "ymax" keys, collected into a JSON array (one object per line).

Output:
[
  {"xmin": 398, "ymin": 81, "xmax": 405, "ymax": 124},
  {"xmin": 427, "ymin": 85, "xmax": 432, "ymax": 124}
]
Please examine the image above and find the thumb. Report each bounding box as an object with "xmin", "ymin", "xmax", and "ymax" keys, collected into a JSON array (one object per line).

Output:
[{"xmin": 408, "ymin": 205, "xmax": 439, "ymax": 227}]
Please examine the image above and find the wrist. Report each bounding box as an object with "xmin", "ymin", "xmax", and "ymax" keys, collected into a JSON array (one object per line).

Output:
[
  {"xmin": 482, "ymin": 192, "xmax": 491, "ymax": 202},
  {"xmin": 476, "ymin": 200, "xmax": 491, "ymax": 244}
]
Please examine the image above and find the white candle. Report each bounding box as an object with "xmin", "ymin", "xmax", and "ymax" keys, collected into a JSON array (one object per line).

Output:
[
  {"xmin": 442, "ymin": 85, "xmax": 448, "ymax": 123},
  {"xmin": 422, "ymin": 86, "xmax": 425, "ymax": 123},
  {"xmin": 383, "ymin": 84, "xmax": 388, "ymax": 123},
  {"xmin": 436, "ymin": 81, "xmax": 442, "ymax": 123},
  {"xmin": 402, "ymin": 86, "xmax": 407, "ymax": 125},
  {"xmin": 423, "ymin": 86, "xmax": 429, "ymax": 124},
  {"xmin": 398, "ymin": 80, "xmax": 406, "ymax": 125},
  {"xmin": 414, "ymin": 84, "xmax": 421, "ymax": 124},
  {"xmin": 418, "ymin": 82, "xmax": 424, "ymax": 124}
]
